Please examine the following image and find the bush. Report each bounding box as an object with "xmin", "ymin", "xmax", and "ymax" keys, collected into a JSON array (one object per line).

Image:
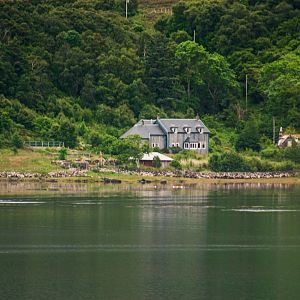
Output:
[
  {"xmin": 58, "ymin": 148, "xmax": 68, "ymax": 160},
  {"xmin": 235, "ymin": 120, "xmax": 261, "ymax": 152},
  {"xmin": 153, "ymin": 156, "xmax": 161, "ymax": 168},
  {"xmin": 284, "ymin": 145, "xmax": 300, "ymax": 164},
  {"xmin": 209, "ymin": 152, "xmax": 249, "ymax": 172},
  {"xmin": 175, "ymin": 150, "xmax": 199, "ymax": 160},
  {"xmin": 245, "ymin": 157, "xmax": 274, "ymax": 172},
  {"xmin": 11, "ymin": 133, "xmax": 23, "ymax": 149},
  {"xmin": 170, "ymin": 159, "xmax": 182, "ymax": 170},
  {"xmin": 260, "ymin": 146, "xmax": 281, "ymax": 159},
  {"xmin": 169, "ymin": 146, "xmax": 181, "ymax": 154}
]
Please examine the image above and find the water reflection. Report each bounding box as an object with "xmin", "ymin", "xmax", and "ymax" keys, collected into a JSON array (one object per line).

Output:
[{"xmin": 0, "ymin": 183, "xmax": 300, "ymax": 299}]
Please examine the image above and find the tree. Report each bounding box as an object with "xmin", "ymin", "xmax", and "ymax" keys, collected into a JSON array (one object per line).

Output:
[
  {"xmin": 52, "ymin": 118, "xmax": 77, "ymax": 148},
  {"xmin": 144, "ymin": 33, "xmax": 182, "ymax": 110},
  {"xmin": 175, "ymin": 41, "xmax": 207, "ymax": 100},
  {"xmin": 259, "ymin": 52, "xmax": 300, "ymax": 130},
  {"xmin": 235, "ymin": 120, "xmax": 261, "ymax": 152},
  {"xmin": 114, "ymin": 135, "xmax": 143, "ymax": 166},
  {"xmin": 176, "ymin": 41, "xmax": 238, "ymax": 112}
]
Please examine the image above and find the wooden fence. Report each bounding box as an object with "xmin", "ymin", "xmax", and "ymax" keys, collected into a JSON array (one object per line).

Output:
[{"xmin": 23, "ymin": 141, "xmax": 65, "ymax": 148}]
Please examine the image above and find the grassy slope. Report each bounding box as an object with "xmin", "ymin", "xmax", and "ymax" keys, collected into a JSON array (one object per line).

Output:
[{"xmin": 0, "ymin": 149, "xmax": 63, "ymax": 174}]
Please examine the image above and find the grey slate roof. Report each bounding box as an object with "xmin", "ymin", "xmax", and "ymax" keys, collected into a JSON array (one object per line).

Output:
[
  {"xmin": 158, "ymin": 119, "xmax": 210, "ymax": 133},
  {"xmin": 120, "ymin": 118, "xmax": 210, "ymax": 139},
  {"xmin": 120, "ymin": 120, "xmax": 164, "ymax": 139}
]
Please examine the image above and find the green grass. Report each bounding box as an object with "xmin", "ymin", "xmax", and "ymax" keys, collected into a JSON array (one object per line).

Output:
[{"xmin": 0, "ymin": 148, "xmax": 63, "ymax": 174}]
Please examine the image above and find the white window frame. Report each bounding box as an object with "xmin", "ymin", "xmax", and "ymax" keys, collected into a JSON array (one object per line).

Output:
[
  {"xmin": 202, "ymin": 142, "xmax": 206, "ymax": 149},
  {"xmin": 171, "ymin": 127, "xmax": 178, "ymax": 134},
  {"xmin": 184, "ymin": 127, "xmax": 191, "ymax": 134},
  {"xmin": 184, "ymin": 143, "xmax": 189, "ymax": 149}
]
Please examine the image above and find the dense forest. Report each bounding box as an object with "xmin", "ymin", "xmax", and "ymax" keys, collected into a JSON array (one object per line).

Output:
[{"xmin": 0, "ymin": 0, "xmax": 299, "ymax": 169}]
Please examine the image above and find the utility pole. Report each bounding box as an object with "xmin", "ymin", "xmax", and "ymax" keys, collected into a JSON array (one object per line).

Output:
[
  {"xmin": 245, "ymin": 74, "xmax": 248, "ymax": 113},
  {"xmin": 125, "ymin": 0, "xmax": 129, "ymax": 19},
  {"xmin": 273, "ymin": 116, "xmax": 276, "ymax": 144}
]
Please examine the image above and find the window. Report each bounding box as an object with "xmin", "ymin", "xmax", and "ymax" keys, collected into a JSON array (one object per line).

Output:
[
  {"xmin": 184, "ymin": 143, "xmax": 189, "ymax": 149},
  {"xmin": 152, "ymin": 143, "xmax": 159, "ymax": 148},
  {"xmin": 184, "ymin": 127, "xmax": 191, "ymax": 134},
  {"xmin": 176, "ymin": 143, "xmax": 179, "ymax": 147},
  {"xmin": 197, "ymin": 127, "xmax": 203, "ymax": 133},
  {"xmin": 202, "ymin": 142, "xmax": 206, "ymax": 149},
  {"xmin": 171, "ymin": 127, "xmax": 178, "ymax": 133}
]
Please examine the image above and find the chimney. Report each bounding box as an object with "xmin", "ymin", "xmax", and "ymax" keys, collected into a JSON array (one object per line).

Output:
[
  {"xmin": 157, "ymin": 114, "xmax": 160, "ymax": 120},
  {"xmin": 141, "ymin": 119, "xmax": 144, "ymax": 126},
  {"xmin": 196, "ymin": 113, "xmax": 199, "ymax": 121}
]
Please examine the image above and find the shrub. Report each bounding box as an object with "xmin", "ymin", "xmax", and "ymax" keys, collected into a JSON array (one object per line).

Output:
[
  {"xmin": 11, "ymin": 133, "xmax": 23, "ymax": 149},
  {"xmin": 58, "ymin": 148, "xmax": 68, "ymax": 160},
  {"xmin": 209, "ymin": 151, "xmax": 249, "ymax": 172},
  {"xmin": 175, "ymin": 150, "xmax": 199, "ymax": 160},
  {"xmin": 260, "ymin": 146, "xmax": 281, "ymax": 159},
  {"xmin": 170, "ymin": 160, "xmax": 182, "ymax": 170},
  {"xmin": 153, "ymin": 156, "xmax": 161, "ymax": 168},
  {"xmin": 284, "ymin": 145, "xmax": 300, "ymax": 164},
  {"xmin": 235, "ymin": 120, "xmax": 261, "ymax": 152},
  {"xmin": 169, "ymin": 146, "xmax": 181, "ymax": 154}
]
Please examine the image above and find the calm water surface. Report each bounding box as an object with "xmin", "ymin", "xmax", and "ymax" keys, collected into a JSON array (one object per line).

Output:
[{"xmin": 0, "ymin": 183, "xmax": 300, "ymax": 300}]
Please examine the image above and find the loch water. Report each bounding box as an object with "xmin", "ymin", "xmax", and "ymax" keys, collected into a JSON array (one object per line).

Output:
[{"xmin": 0, "ymin": 183, "xmax": 300, "ymax": 300}]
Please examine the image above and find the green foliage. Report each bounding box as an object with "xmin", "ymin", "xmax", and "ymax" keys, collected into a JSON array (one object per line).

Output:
[
  {"xmin": 209, "ymin": 150, "xmax": 297, "ymax": 172},
  {"xmin": 115, "ymin": 135, "xmax": 143, "ymax": 165},
  {"xmin": 260, "ymin": 146, "xmax": 281, "ymax": 160},
  {"xmin": 152, "ymin": 156, "xmax": 162, "ymax": 168},
  {"xmin": 235, "ymin": 120, "xmax": 261, "ymax": 152},
  {"xmin": 53, "ymin": 118, "xmax": 77, "ymax": 148},
  {"xmin": 175, "ymin": 150, "xmax": 199, "ymax": 160},
  {"xmin": 209, "ymin": 151, "xmax": 249, "ymax": 172},
  {"xmin": 170, "ymin": 159, "xmax": 182, "ymax": 170},
  {"xmin": 259, "ymin": 52, "xmax": 300, "ymax": 129},
  {"xmin": 11, "ymin": 134, "xmax": 23, "ymax": 149},
  {"xmin": 58, "ymin": 148, "xmax": 68, "ymax": 160},
  {"xmin": 284, "ymin": 145, "xmax": 300, "ymax": 164}
]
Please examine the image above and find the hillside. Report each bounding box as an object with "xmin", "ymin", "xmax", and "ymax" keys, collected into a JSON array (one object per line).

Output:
[{"xmin": 0, "ymin": 0, "xmax": 300, "ymax": 171}]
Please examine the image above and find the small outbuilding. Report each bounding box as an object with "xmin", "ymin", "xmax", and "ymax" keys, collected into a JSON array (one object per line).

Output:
[
  {"xmin": 139, "ymin": 152, "xmax": 173, "ymax": 168},
  {"xmin": 278, "ymin": 127, "xmax": 300, "ymax": 148}
]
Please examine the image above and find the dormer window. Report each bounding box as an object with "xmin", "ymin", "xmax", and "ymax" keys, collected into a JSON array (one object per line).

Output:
[
  {"xmin": 184, "ymin": 127, "xmax": 191, "ymax": 134},
  {"xmin": 171, "ymin": 127, "xmax": 178, "ymax": 133},
  {"xmin": 196, "ymin": 126, "xmax": 203, "ymax": 133}
]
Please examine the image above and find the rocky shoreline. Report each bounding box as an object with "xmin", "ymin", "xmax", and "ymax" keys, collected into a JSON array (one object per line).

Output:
[
  {"xmin": 97, "ymin": 168, "xmax": 295, "ymax": 179},
  {"xmin": 0, "ymin": 170, "xmax": 87, "ymax": 179},
  {"xmin": 0, "ymin": 169, "xmax": 295, "ymax": 181}
]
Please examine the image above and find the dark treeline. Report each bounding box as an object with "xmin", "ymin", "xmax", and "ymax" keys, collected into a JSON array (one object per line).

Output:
[{"xmin": 0, "ymin": 0, "xmax": 299, "ymax": 155}]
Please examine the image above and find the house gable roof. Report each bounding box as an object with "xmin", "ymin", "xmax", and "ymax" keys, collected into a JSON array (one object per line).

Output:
[
  {"xmin": 278, "ymin": 134, "xmax": 300, "ymax": 147},
  {"xmin": 120, "ymin": 118, "xmax": 210, "ymax": 139},
  {"xmin": 158, "ymin": 118, "xmax": 210, "ymax": 133},
  {"xmin": 120, "ymin": 120, "xmax": 164, "ymax": 139}
]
